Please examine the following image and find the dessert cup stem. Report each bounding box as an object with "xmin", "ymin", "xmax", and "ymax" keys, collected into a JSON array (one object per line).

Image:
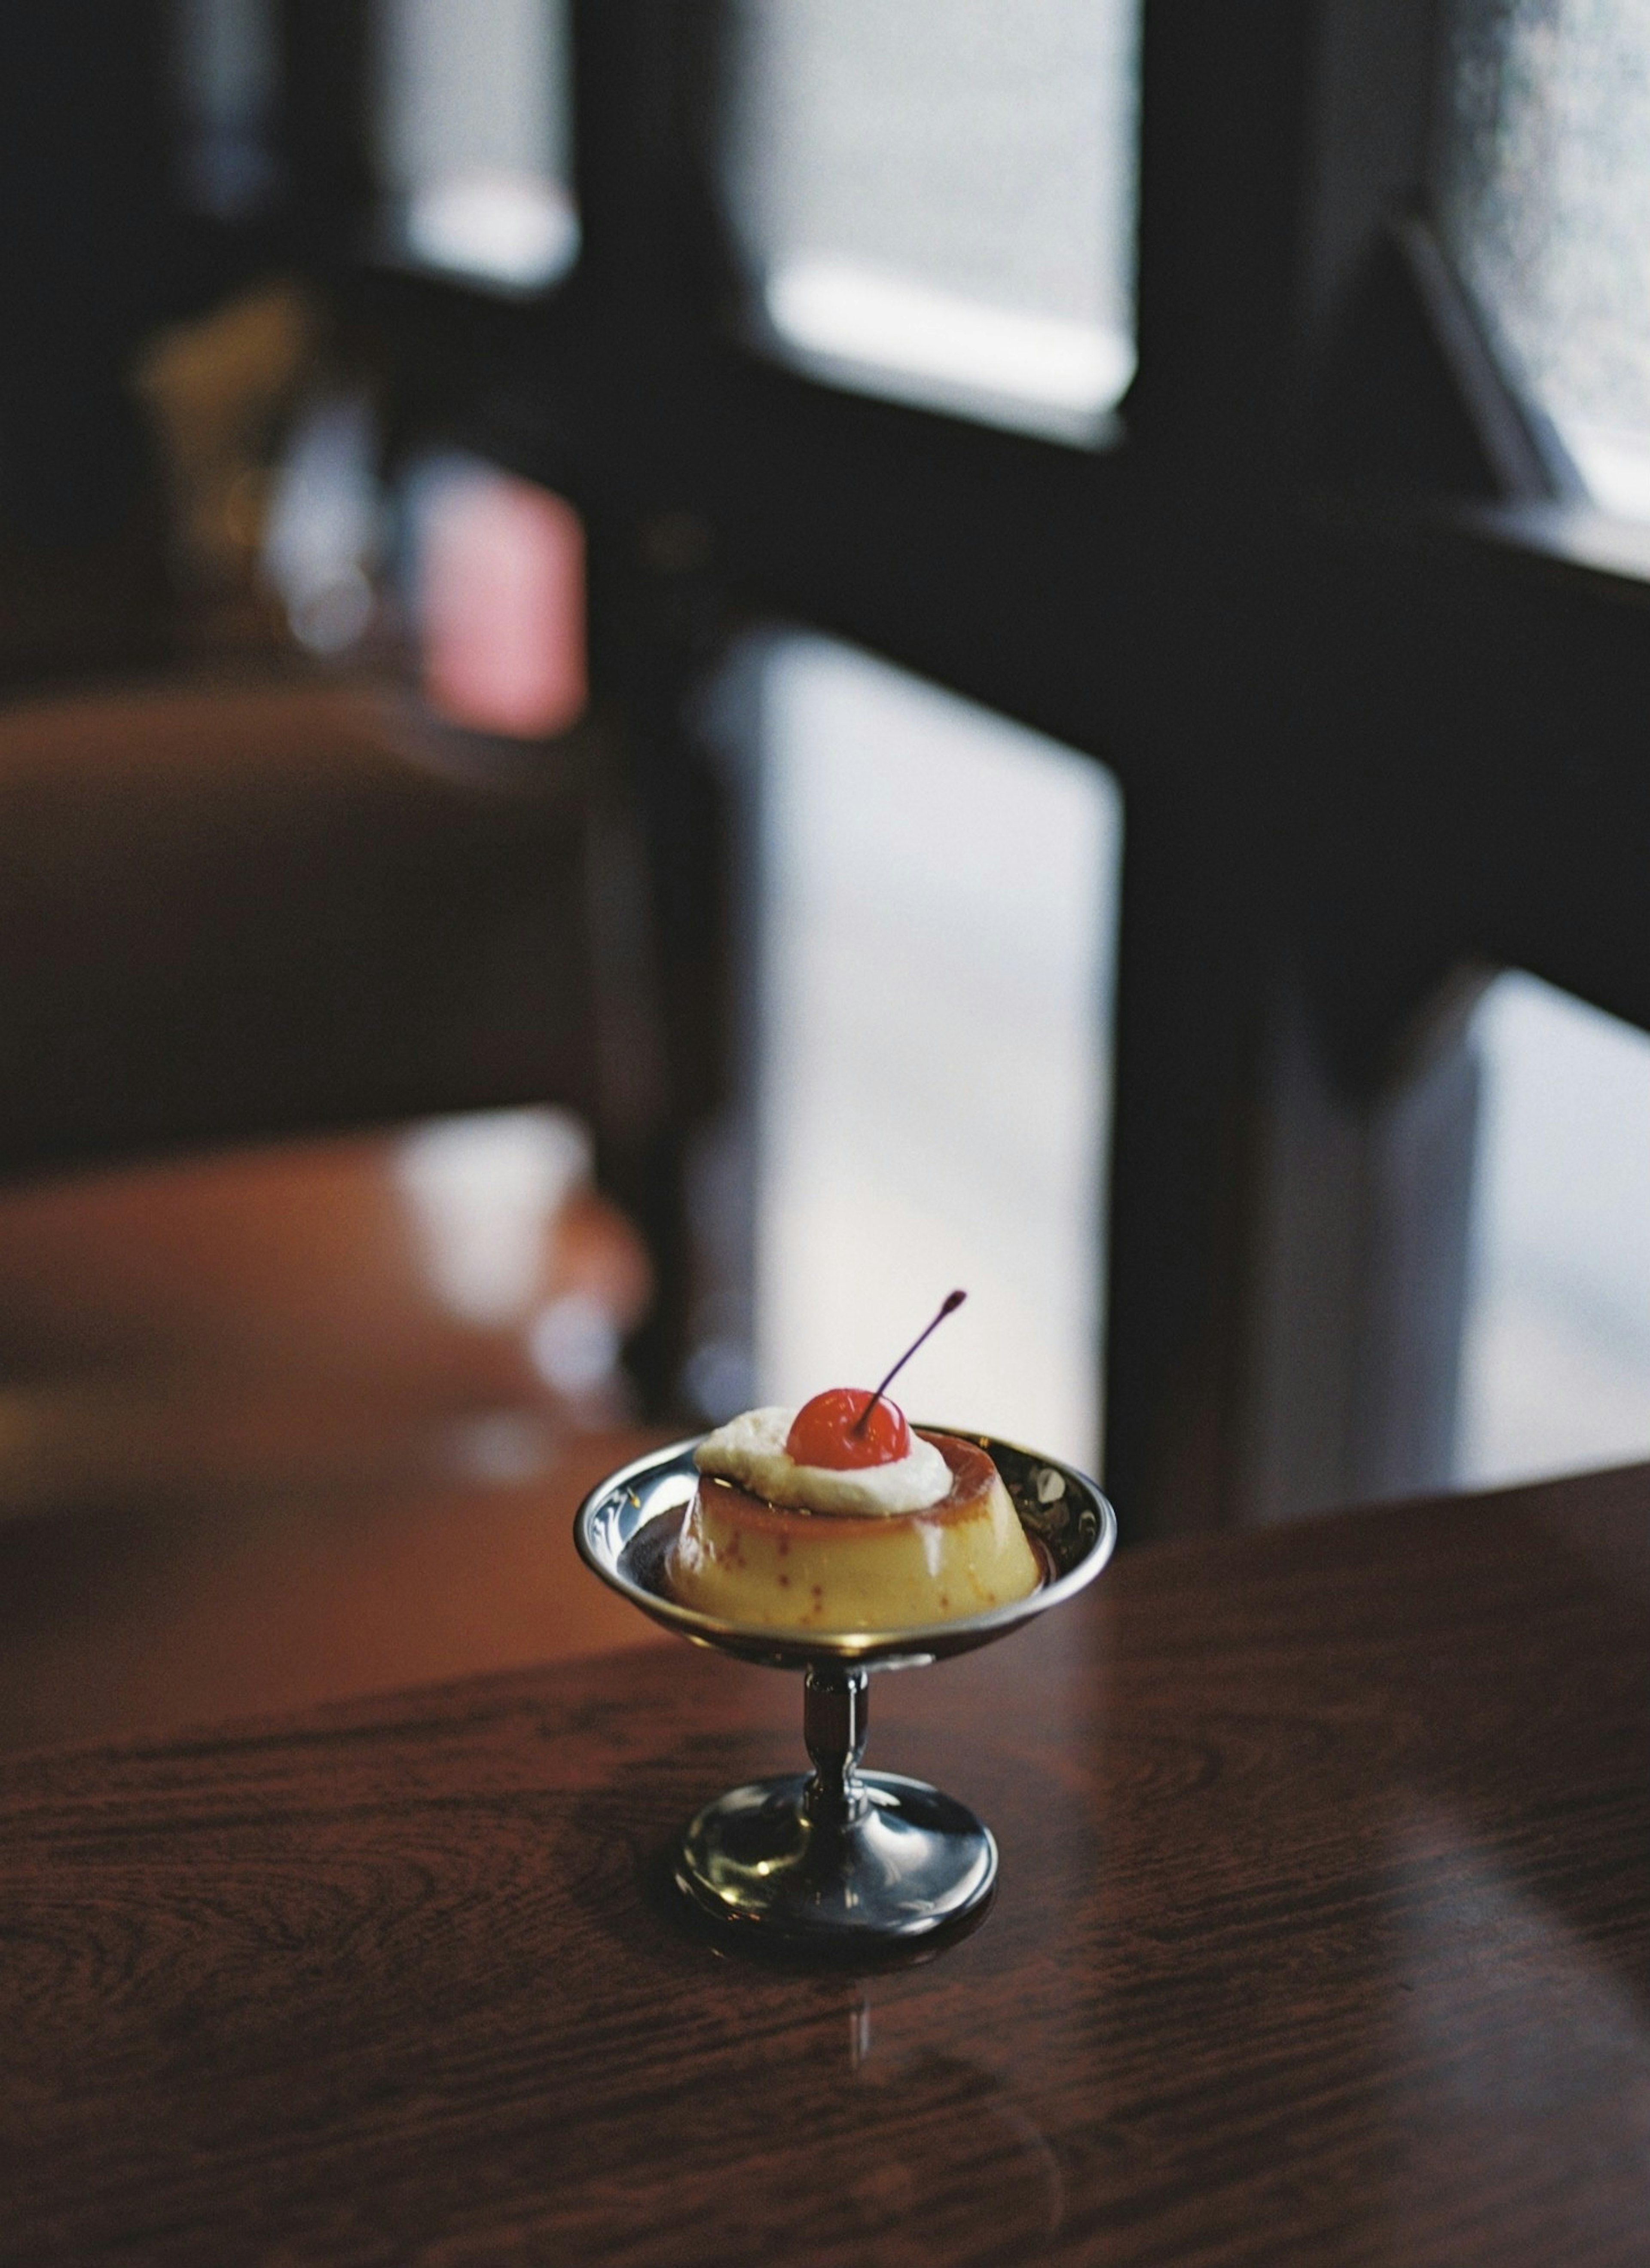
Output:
[
  {"xmin": 803, "ymin": 1664, "xmax": 869, "ymax": 1826},
  {"xmin": 577, "ymin": 1431, "xmax": 1115, "ymax": 1953}
]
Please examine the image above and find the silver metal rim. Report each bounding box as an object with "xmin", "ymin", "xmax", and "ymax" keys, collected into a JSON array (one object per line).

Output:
[{"xmin": 574, "ymin": 1426, "xmax": 1116, "ymax": 1672}]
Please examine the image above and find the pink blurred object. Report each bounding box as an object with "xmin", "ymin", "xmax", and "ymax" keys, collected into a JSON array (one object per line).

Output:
[{"xmin": 419, "ymin": 469, "xmax": 587, "ymax": 737}]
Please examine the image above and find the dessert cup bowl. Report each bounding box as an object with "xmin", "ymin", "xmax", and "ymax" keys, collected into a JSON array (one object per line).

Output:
[{"xmin": 575, "ymin": 1427, "xmax": 1116, "ymax": 1957}]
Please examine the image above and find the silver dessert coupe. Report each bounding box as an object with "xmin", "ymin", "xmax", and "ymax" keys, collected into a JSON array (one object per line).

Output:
[{"xmin": 576, "ymin": 1429, "xmax": 1116, "ymax": 1956}]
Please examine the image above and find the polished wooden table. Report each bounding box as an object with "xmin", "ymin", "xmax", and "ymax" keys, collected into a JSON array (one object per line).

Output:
[
  {"xmin": 0, "ymin": 1118, "xmax": 663, "ymax": 1754},
  {"xmin": 5, "ymin": 1462, "xmax": 1650, "ymax": 2267}
]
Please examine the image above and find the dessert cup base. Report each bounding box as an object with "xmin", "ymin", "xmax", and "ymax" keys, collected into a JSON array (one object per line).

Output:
[{"xmin": 673, "ymin": 1770, "xmax": 997, "ymax": 1953}]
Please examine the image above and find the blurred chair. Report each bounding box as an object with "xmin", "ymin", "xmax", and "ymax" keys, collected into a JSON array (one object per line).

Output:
[
  {"xmin": 0, "ymin": 677, "xmax": 670, "ymax": 1754},
  {"xmin": 0, "ymin": 679, "xmax": 606, "ymax": 1173}
]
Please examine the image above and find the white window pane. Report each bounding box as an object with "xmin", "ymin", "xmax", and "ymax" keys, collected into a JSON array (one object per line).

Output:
[
  {"xmin": 374, "ymin": 0, "xmax": 578, "ymax": 291},
  {"xmin": 721, "ymin": 0, "xmax": 1139, "ymax": 441},
  {"xmin": 753, "ymin": 634, "xmax": 1121, "ymax": 1472},
  {"xmin": 1457, "ymin": 971, "xmax": 1650, "ymax": 1487},
  {"xmin": 1437, "ymin": 1, "xmax": 1650, "ymax": 519}
]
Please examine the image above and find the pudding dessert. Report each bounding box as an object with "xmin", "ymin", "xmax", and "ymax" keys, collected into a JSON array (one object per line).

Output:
[{"xmin": 668, "ymin": 1389, "xmax": 1041, "ymax": 1632}]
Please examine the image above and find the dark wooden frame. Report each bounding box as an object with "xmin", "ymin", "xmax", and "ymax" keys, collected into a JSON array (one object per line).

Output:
[{"xmin": 259, "ymin": 0, "xmax": 1650, "ymax": 1538}]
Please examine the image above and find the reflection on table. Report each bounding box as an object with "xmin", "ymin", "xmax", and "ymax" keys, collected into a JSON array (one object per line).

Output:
[{"xmin": 0, "ymin": 1108, "xmax": 666, "ymax": 1753}]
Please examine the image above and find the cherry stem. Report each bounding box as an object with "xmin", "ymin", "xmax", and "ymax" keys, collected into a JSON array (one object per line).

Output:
[{"xmin": 851, "ymin": 1290, "xmax": 968, "ymax": 1435}]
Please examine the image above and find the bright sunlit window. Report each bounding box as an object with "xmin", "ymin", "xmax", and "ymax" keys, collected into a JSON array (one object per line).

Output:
[
  {"xmin": 735, "ymin": 633, "xmax": 1121, "ymax": 1471},
  {"xmin": 1456, "ymin": 971, "xmax": 1650, "ymax": 1487},
  {"xmin": 720, "ymin": 0, "xmax": 1140, "ymax": 441},
  {"xmin": 373, "ymin": 0, "xmax": 578, "ymax": 292},
  {"xmin": 1438, "ymin": 0, "xmax": 1650, "ymax": 520}
]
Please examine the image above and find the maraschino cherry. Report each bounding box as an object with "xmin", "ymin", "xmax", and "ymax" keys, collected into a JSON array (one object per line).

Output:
[
  {"xmin": 784, "ymin": 1291, "xmax": 967, "ymax": 1471},
  {"xmin": 786, "ymin": 1386, "xmax": 910, "ymax": 1469}
]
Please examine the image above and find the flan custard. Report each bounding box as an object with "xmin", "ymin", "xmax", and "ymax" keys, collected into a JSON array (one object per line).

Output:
[{"xmin": 669, "ymin": 1432, "xmax": 1040, "ymax": 1631}]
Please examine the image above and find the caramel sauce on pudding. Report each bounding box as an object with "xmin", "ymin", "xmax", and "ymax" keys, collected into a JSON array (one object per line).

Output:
[{"xmin": 667, "ymin": 1432, "xmax": 1040, "ymax": 1632}]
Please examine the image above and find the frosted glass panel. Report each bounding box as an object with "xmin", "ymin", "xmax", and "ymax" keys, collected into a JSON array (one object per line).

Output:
[
  {"xmin": 721, "ymin": 0, "xmax": 1139, "ymax": 441},
  {"xmin": 1457, "ymin": 972, "xmax": 1650, "ymax": 1487},
  {"xmin": 1438, "ymin": 1, "xmax": 1650, "ymax": 519},
  {"xmin": 753, "ymin": 635, "xmax": 1121, "ymax": 1471},
  {"xmin": 374, "ymin": 0, "xmax": 577, "ymax": 291}
]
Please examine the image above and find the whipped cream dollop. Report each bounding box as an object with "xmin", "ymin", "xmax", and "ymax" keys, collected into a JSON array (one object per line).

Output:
[{"xmin": 694, "ymin": 1405, "xmax": 953, "ymax": 1517}]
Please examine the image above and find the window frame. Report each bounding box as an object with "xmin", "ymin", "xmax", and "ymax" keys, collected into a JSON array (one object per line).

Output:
[{"xmin": 266, "ymin": 0, "xmax": 1650, "ymax": 1535}]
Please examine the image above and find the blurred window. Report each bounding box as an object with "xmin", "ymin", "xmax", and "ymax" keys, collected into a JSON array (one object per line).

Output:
[
  {"xmin": 718, "ymin": 0, "xmax": 1139, "ymax": 441},
  {"xmin": 738, "ymin": 632, "xmax": 1120, "ymax": 1471},
  {"xmin": 1436, "ymin": 0, "xmax": 1650, "ymax": 519},
  {"xmin": 373, "ymin": 0, "xmax": 578, "ymax": 292},
  {"xmin": 1456, "ymin": 971, "xmax": 1650, "ymax": 1486},
  {"xmin": 174, "ymin": 0, "xmax": 281, "ymax": 218}
]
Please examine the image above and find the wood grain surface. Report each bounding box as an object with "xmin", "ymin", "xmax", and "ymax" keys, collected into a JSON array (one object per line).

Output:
[{"xmin": 4, "ymin": 1464, "xmax": 1650, "ymax": 2267}]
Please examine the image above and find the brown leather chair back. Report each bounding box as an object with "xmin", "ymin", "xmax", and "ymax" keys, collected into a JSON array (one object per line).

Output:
[{"xmin": 0, "ymin": 683, "xmax": 604, "ymax": 1176}]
